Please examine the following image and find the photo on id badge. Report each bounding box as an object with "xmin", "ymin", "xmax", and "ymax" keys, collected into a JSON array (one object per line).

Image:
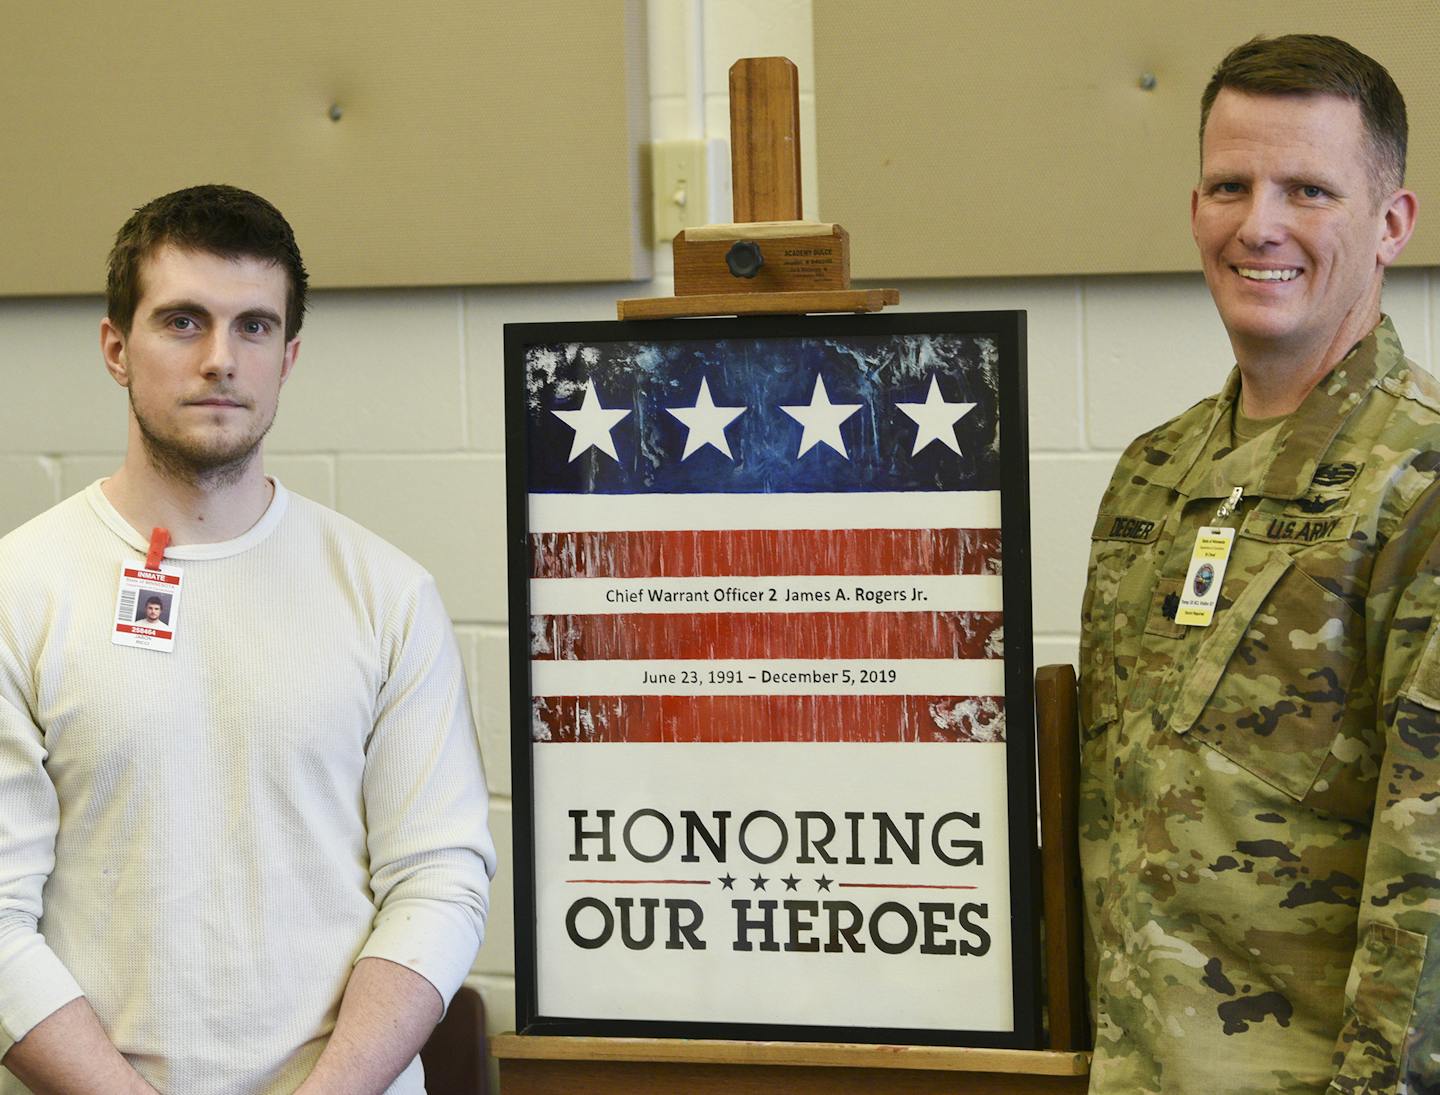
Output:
[{"xmin": 135, "ymin": 593, "xmax": 171, "ymax": 626}]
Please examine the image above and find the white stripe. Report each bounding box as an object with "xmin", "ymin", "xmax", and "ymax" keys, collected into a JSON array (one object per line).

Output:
[
  {"xmin": 529, "ymin": 574, "xmax": 1002, "ymax": 615},
  {"xmin": 530, "ymin": 659, "xmax": 1005, "ymax": 697},
  {"xmin": 528, "ymin": 491, "xmax": 1001, "ymax": 532}
]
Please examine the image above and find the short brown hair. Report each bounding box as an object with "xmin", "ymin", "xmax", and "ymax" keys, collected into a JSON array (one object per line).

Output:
[
  {"xmin": 1199, "ymin": 34, "xmax": 1407, "ymax": 198},
  {"xmin": 106, "ymin": 184, "xmax": 309, "ymax": 341}
]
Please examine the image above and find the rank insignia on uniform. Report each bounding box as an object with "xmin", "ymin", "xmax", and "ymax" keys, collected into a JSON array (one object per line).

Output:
[
  {"xmin": 1289, "ymin": 493, "xmax": 1344, "ymax": 515},
  {"xmin": 1312, "ymin": 461, "xmax": 1362, "ymax": 487}
]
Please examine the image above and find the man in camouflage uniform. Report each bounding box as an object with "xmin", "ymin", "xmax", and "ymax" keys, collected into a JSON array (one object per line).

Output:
[{"xmin": 1080, "ymin": 35, "xmax": 1440, "ymax": 1093}]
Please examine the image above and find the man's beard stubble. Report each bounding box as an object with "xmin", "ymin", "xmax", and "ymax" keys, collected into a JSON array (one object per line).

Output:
[{"xmin": 129, "ymin": 385, "xmax": 274, "ymax": 490}]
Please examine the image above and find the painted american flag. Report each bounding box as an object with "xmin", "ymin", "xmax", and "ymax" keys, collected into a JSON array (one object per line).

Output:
[{"xmin": 523, "ymin": 327, "xmax": 1009, "ymax": 745}]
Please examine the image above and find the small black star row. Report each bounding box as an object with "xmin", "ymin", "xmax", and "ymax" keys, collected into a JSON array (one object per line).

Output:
[{"xmin": 718, "ymin": 874, "xmax": 834, "ymax": 892}]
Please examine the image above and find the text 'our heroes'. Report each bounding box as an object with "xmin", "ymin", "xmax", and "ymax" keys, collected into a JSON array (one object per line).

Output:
[{"xmin": 564, "ymin": 894, "xmax": 992, "ymax": 957}]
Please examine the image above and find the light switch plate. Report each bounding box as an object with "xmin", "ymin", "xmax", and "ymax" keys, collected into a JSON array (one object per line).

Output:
[{"xmin": 651, "ymin": 138, "xmax": 730, "ymax": 243}]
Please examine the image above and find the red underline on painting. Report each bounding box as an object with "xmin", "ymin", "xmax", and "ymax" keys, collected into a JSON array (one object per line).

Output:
[
  {"xmin": 566, "ymin": 879, "xmax": 713, "ymax": 885},
  {"xmin": 837, "ymin": 883, "xmax": 979, "ymax": 890}
]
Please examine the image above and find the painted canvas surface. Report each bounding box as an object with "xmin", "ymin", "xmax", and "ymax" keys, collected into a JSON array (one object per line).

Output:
[{"xmin": 509, "ymin": 314, "xmax": 1036, "ymax": 1044}]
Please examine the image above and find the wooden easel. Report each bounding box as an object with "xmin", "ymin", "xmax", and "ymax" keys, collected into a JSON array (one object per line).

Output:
[
  {"xmin": 496, "ymin": 57, "xmax": 1091, "ymax": 1091},
  {"xmin": 617, "ymin": 57, "xmax": 899, "ymax": 320}
]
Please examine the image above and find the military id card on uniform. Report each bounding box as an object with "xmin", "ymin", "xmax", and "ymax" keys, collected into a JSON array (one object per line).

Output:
[
  {"xmin": 1175, "ymin": 526, "xmax": 1234, "ymax": 627},
  {"xmin": 112, "ymin": 561, "xmax": 183, "ymax": 652}
]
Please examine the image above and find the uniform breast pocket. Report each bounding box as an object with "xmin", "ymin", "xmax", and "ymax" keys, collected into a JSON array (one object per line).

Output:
[{"xmin": 1164, "ymin": 543, "xmax": 1363, "ymax": 803}]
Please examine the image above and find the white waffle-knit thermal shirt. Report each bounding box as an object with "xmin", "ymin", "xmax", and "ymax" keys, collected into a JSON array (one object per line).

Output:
[{"xmin": 0, "ymin": 481, "xmax": 496, "ymax": 1093}]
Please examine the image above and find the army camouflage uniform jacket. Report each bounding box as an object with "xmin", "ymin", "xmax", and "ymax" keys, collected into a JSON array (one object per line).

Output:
[{"xmin": 1080, "ymin": 318, "xmax": 1440, "ymax": 1093}]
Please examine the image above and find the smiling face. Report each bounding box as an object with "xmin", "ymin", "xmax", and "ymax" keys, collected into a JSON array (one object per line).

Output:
[
  {"xmin": 1192, "ymin": 89, "xmax": 1412, "ymax": 375},
  {"xmin": 101, "ymin": 245, "xmax": 300, "ymax": 486}
]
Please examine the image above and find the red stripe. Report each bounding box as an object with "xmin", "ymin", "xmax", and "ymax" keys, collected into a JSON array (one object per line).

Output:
[
  {"xmin": 837, "ymin": 883, "xmax": 978, "ymax": 890},
  {"xmin": 115, "ymin": 624, "xmax": 173, "ymax": 639},
  {"xmin": 123, "ymin": 568, "xmax": 181, "ymax": 586},
  {"xmin": 565, "ymin": 879, "xmax": 713, "ymax": 885},
  {"xmin": 531, "ymin": 611, "xmax": 1002, "ymax": 661},
  {"xmin": 530, "ymin": 528, "xmax": 1002, "ymax": 579},
  {"xmin": 532, "ymin": 695, "xmax": 1006, "ymax": 743}
]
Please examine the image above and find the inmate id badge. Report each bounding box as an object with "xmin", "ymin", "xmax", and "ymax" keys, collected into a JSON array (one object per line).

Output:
[
  {"xmin": 112, "ymin": 560, "xmax": 183, "ymax": 652},
  {"xmin": 1175, "ymin": 526, "xmax": 1235, "ymax": 627}
]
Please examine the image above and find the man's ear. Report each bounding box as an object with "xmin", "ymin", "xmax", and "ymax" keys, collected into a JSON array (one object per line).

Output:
[
  {"xmin": 280, "ymin": 337, "xmax": 300, "ymax": 386},
  {"xmin": 100, "ymin": 317, "xmax": 130, "ymax": 387},
  {"xmin": 1378, "ymin": 188, "xmax": 1419, "ymax": 268}
]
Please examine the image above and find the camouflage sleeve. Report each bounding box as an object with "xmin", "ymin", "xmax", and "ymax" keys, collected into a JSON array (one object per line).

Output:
[{"xmin": 1330, "ymin": 490, "xmax": 1440, "ymax": 1092}]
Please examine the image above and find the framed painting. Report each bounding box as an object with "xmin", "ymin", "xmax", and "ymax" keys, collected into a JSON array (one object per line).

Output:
[{"xmin": 504, "ymin": 310, "xmax": 1039, "ymax": 1047}]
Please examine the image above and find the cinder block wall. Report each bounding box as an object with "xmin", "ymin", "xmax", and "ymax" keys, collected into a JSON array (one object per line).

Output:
[{"xmin": 1, "ymin": 0, "xmax": 1435, "ymax": 1081}]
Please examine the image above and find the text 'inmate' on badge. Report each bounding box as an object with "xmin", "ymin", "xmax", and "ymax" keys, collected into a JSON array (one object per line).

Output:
[
  {"xmin": 1175, "ymin": 526, "xmax": 1235, "ymax": 627},
  {"xmin": 112, "ymin": 560, "xmax": 183, "ymax": 652}
]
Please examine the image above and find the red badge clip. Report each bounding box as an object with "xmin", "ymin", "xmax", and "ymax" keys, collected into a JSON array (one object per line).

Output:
[{"xmin": 146, "ymin": 527, "xmax": 171, "ymax": 571}]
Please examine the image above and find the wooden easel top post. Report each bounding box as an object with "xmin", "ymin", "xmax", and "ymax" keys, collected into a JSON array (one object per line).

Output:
[{"xmin": 730, "ymin": 57, "xmax": 803, "ymax": 223}]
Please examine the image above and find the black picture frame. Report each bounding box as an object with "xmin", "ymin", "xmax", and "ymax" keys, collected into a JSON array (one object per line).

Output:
[{"xmin": 504, "ymin": 310, "xmax": 1038, "ymax": 1049}]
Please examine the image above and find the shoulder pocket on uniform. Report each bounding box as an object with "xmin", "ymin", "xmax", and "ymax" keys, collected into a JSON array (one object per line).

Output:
[
  {"xmin": 1333, "ymin": 923, "xmax": 1426, "ymax": 1086},
  {"xmin": 1399, "ymin": 615, "xmax": 1440, "ymax": 712}
]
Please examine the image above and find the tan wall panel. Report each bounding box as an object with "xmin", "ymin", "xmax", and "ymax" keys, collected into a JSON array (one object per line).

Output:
[
  {"xmin": 0, "ymin": 1, "xmax": 650, "ymax": 295},
  {"xmin": 815, "ymin": 1, "xmax": 1439, "ymax": 278}
]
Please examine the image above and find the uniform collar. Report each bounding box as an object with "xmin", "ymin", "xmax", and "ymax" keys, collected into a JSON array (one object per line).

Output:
[{"xmin": 1173, "ymin": 316, "xmax": 1405, "ymax": 502}]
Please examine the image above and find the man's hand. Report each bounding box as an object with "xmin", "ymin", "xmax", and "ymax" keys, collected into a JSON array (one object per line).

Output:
[
  {"xmin": 295, "ymin": 957, "xmax": 444, "ymax": 1095},
  {"xmin": 1, "ymin": 997, "xmax": 158, "ymax": 1094}
]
